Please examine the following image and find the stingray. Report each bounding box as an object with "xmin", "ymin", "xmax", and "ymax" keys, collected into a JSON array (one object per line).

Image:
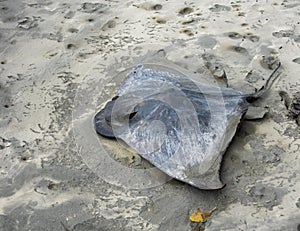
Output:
[{"xmin": 94, "ymin": 63, "xmax": 281, "ymax": 190}]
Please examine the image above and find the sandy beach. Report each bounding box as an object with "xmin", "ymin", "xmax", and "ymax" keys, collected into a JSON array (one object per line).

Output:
[{"xmin": 0, "ymin": 0, "xmax": 300, "ymax": 230}]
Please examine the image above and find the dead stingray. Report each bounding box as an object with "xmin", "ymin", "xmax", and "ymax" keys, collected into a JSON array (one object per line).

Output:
[{"xmin": 94, "ymin": 62, "xmax": 281, "ymax": 190}]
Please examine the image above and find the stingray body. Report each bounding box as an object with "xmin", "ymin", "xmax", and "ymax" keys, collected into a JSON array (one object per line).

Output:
[{"xmin": 94, "ymin": 63, "xmax": 280, "ymax": 189}]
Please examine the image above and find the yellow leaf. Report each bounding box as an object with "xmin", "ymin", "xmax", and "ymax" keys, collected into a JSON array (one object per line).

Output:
[
  {"xmin": 190, "ymin": 208, "xmax": 204, "ymax": 222},
  {"xmin": 190, "ymin": 207, "xmax": 216, "ymax": 223}
]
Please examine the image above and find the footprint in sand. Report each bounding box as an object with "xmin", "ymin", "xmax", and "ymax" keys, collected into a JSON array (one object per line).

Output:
[
  {"xmin": 17, "ymin": 17, "xmax": 39, "ymax": 30},
  {"xmin": 152, "ymin": 17, "xmax": 166, "ymax": 24},
  {"xmin": 66, "ymin": 43, "xmax": 77, "ymax": 50},
  {"xmin": 64, "ymin": 11, "xmax": 75, "ymax": 19},
  {"xmin": 229, "ymin": 45, "xmax": 248, "ymax": 54},
  {"xmin": 68, "ymin": 28, "xmax": 79, "ymax": 33},
  {"xmin": 180, "ymin": 28, "xmax": 194, "ymax": 36},
  {"xmin": 102, "ymin": 20, "xmax": 117, "ymax": 31},
  {"xmin": 226, "ymin": 32, "xmax": 242, "ymax": 39},
  {"xmin": 209, "ymin": 4, "xmax": 231, "ymax": 12},
  {"xmin": 226, "ymin": 32, "xmax": 260, "ymax": 42},
  {"xmin": 178, "ymin": 6, "xmax": 193, "ymax": 15},
  {"xmin": 80, "ymin": 2, "xmax": 107, "ymax": 14},
  {"xmin": 260, "ymin": 55, "xmax": 280, "ymax": 70},
  {"xmin": 135, "ymin": 3, "xmax": 162, "ymax": 11}
]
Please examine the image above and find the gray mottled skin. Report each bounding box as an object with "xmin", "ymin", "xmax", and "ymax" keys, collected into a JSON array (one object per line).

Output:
[{"xmin": 94, "ymin": 64, "xmax": 280, "ymax": 189}]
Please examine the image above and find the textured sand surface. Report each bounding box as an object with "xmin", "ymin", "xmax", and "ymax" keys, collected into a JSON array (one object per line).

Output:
[{"xmin": 0, "ymin": 0, "xmax": 300, "ymax": 230}]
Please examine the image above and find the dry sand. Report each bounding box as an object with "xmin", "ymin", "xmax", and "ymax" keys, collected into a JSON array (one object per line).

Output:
[{"xmin": 0, "ymin": 0, "xmax": 300, "ymax": 230}]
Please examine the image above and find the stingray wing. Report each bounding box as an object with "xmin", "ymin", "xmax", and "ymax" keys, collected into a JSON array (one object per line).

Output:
[{"xmin": 95, "ymin": 65, "xmax": 249, "ymax": 189}]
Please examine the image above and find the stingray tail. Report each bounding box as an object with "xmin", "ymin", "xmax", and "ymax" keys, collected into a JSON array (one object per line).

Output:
[{"xmin": 246, "ymin": 62, "xmax": 281, "ymax": 103}]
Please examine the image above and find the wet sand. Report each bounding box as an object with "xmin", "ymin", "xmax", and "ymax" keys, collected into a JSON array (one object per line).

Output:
[{"xmin": 0, "ymin": 0, "xmax": 300, "ymax": 230}]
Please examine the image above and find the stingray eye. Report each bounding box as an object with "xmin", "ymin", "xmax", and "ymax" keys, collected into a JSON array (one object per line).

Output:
[{"xmin": 129, "ymin": 111, "xmax": 137, "ymax": 120}]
